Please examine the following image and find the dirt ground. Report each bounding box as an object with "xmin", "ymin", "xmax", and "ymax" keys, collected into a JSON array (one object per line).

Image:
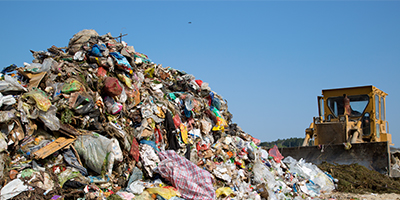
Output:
[{"xmin": 318, "ymin": 162, "xmax": 400, "ymax": 199}]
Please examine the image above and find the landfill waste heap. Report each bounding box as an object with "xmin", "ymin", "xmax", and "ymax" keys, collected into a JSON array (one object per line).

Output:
[{"xmin": 0, "ymin": 29, "xmax": 336, "ymax": 200}]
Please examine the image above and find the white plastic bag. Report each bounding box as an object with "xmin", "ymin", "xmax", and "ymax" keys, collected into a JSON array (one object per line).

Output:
[
  {"xmin": 128, "ymin": 180, "xmax": 145, "ymax": 194},
  {"xmin": 23, "ymin": 58, "xmax": 54, "ymax": 73},
  {"xmin": 0, "ymin": 75, "xmax": 27, "ymax": 92},
  {"xmin": 74, "ymin": 133, "xmax": 123, "ymax": 176},
  {"xmin": 0, "ymin": 93, "xmax": 16, "ymax": 108},
  {"xmin": 0, "ymin": 179, "xmax": 29, "ymax": 200}
]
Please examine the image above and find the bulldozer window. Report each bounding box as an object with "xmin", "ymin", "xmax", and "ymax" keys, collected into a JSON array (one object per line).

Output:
[
  {"xmin": 376, "ymin": 94, "xmax": 380, "ymax": 120},
  {"xmin": 381, "ymin": 96, "xmax": 385, "ymax": 121},
  {"xmin": 327, "ymin": 95, "xmax": 369, "ymax": 117}
]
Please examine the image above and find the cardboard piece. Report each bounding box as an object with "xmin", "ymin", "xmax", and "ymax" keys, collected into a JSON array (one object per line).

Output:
[{"xmin": 33, "ymin": 137, "xmax": 76, "ymax": 159}]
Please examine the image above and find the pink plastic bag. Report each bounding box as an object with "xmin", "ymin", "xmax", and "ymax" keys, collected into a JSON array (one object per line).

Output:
[
  {"xmin": 173, "ymin": 114, "xmax": 181, "ymax": 129},
  {"xmin": 268, "ymin": 145, "xmax": 284, "ymax": 163}
]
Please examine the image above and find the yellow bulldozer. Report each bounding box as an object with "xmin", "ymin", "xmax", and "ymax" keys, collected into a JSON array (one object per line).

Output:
[{"xmin": 280, "ymin": 85, "xmax": 399, "ymax": 177}]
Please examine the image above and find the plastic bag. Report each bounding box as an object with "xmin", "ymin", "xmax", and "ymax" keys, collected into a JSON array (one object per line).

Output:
[
  {"xmin": 216, "ymin": 187, "xmax": 234, "ymax": 198},
  {"xmin": 38, "ymin": 105, "xmax": 60, "ymax": 131},
  {"xmin": 195, "ymin": 80, "xmax": 203, "ymax": 87},
  {"xmin": 62, "ymin": 80, "xmax": 84, "ymax": 94},
  {"xmin": 0, "ymin": 75, "xmax": 27, "ymax": 92},
  {"xmin": 128, "ymin": 180, "xmax": 145, "ymax": 194},
  {"xmin": 73, "ymin": 50, "xmax": 85, "ymax": 61},
  {"xmin": 172, "ymin": 114, "xmax": 181, "ymax": 128},
  {"xmin": 259, "ymin": 149, "xmax": 269, "ymax": 161},
  {"xmin": 0, "ymin": 179, "xmax": 29, "ymax": 200},
  {"xmin": 147, "ymin": 187, "xmax": 181, "ymax": 199},
  {"xmin": 180, "ymin": 123, "xmax": 188, "ymax": 144},
  {"xmin": 126, "ymin": 167, "xmax": 143, "ymax": 191},
  {"xmin": 24, "ymin": 58, "xmax": 54, "ymax": 73},
  {"xmin": 268, "ymin": 145, "xmax": 284, "ymax": 163},
  {"xmin": 118, "ymin": 86, "xmax": 127, "ymax": 103},
  {"xmin": 0, "ymin": 93, "xmax": 16, "ymax": 108},
  {"xmin": 90, "ymin": 44, "xmax": 106, "ymax": 57},
  {"xmin": 110, "ymin": 52, "xmax": 133, "ymax": 73},
  {"xmin": 22, "ymin": 88, "xmax": 51, "ymax": 112},
  {"xmin": 116, "ymin": 191, "xmax": 135, "ymax": 200},
  {"xmin": 211, "ymin": 97, "xmax": 221, "ymax": 110},
  {"xmin": 74, "ymin": 133, "xmax": 122, "ymax": 176},
  {"xmin": 103, "ymin": 77, "xmax": 122, "ymax": 97},
  {"xmin": 41, "ymin": 58, "xmax": 57, "ymax": 73},
  {"xmin": 73, "ymin": 94, "xmax": 95, "ymax": 115},
  {"xmin": 104, "ymin": 96, "xmax": 122, "ymax": 115},
  {"xmin": 23, "ymin": 63, "xmax": 43, "ymax": 73},
  {"xmin": 52, "ymin": 82, "xmax": 64, "ymax": 98},
  {"xmin": 117, "ymin": 73, "xmax": 133, "ymax": 89}
]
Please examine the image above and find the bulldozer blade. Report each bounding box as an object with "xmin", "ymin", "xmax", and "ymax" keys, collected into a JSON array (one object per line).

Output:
[{"xmin": 279, "ymin": 142, "xmax": 391, "ymax": 176}]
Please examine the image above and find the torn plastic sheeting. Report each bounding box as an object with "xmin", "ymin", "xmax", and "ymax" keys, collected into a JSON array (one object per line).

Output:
[
  {"xmin": 157, "ymin": 150, "xmax": 216, "ymax": 200},
  {"xmin": 62, "ymin": 148, "xmax": 88, "ymax": 176},
  {"xmin": 38, "ymin": 105, "xmax": 60, "ymax": 131}
]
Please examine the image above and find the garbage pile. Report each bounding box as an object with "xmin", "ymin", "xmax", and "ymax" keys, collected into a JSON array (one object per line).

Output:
[{"xmin": 0, "ymin": 29, "xmax": 336, "ymax": 200}]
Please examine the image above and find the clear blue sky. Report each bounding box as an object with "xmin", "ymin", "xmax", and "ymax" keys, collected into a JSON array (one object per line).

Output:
[{"xmin": 1, "ymin": 1, "xmax": 400, "ymax": 147}]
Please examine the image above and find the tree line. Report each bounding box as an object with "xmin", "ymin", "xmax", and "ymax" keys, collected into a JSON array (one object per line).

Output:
[{"xmin": 259, "ymin": 137, "xmax": 305, "ymax": 149}]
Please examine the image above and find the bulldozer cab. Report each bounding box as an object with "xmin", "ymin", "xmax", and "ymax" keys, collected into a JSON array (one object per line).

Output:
[{"xmin": 305, "ymin": 85, "xmax": 392, "ymax": 146}]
